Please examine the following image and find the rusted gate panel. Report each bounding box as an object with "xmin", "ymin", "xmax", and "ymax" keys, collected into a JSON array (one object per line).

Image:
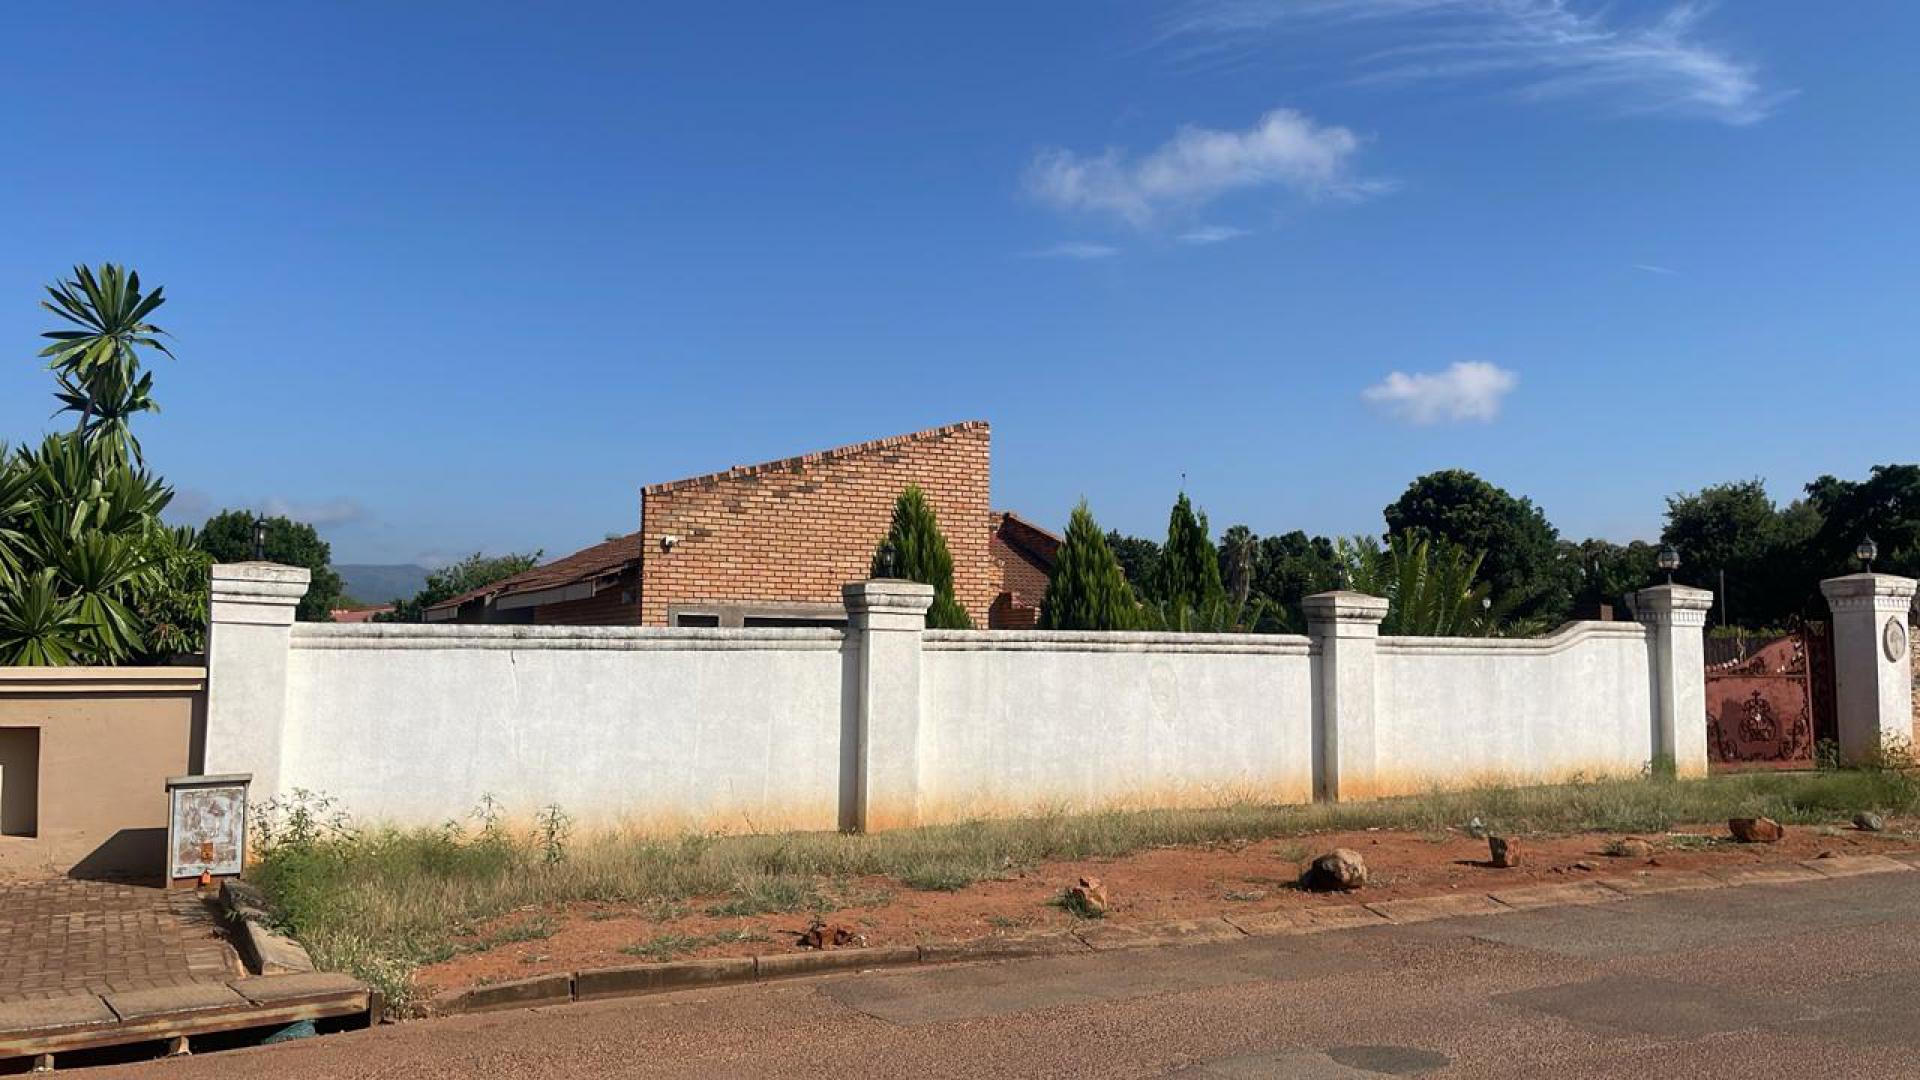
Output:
[{"xmin": 1704, "ymin": 630, "xmax": 1819, "ymax": 770}]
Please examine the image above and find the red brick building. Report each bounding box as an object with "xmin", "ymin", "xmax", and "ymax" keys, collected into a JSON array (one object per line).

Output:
[{"xmin": 427, "ymin": 421, "xmax": 1056, "ymax": 629}]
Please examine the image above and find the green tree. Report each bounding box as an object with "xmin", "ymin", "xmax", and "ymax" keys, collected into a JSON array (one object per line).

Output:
[
  {"xmin": 1563, "ymin": 538, "xmax": 1660, "ymax": 615},
  {"xmin": 1219, "ymin": 524, "xmax": 1257, "ymax": 607},
  {"xmin": 872, "ymin": 485, "xmax": 971, "ymax": 630},
  {"xmin": 1254, "ymin": 530, "xmax": 1341, "ymax": 626},
  {"xmin": 1104, "ymin": 531, "xmax": 1161, "ymax": 602},
  {"xmin": 380, "ymin": 551, "xmax": 544, "ymax": 622},
  {"xmin": 1041, "ymin": 502, "xmax": 1141, "ymax": 631},
  {"xmin": 1385, "ymin": 470, "xmax": 1572, "ymax": 622},
  {"xmin": 1156, "ymin": 493, "xmax": 1224, "ymax": 615},
  {"xmin": 1660, "ymin": 479, "xmax": 1820, "ymax": 627},
  {"xmin": 201, "ymin": 511, "xmax": 345, "ymax": 621},
  {"xmin": 1804, "ymin": 465, "xmax": 1920, "ymax": 581}
]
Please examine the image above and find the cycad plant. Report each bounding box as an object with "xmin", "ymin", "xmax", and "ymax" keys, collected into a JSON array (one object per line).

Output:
[{"xmin": 1336, "ymin": 531, "xmax": 1515, "ymax": 637}]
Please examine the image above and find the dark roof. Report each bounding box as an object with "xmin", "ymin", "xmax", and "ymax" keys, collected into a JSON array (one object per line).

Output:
[{"xmin": 425, "ymin": 532, "xmax": 643, "ymax": 614}]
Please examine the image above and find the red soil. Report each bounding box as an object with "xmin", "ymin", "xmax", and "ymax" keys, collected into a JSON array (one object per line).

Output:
[{"xmin": 416, "ymin": 822, "xmax": 1916, "ymax": 998}]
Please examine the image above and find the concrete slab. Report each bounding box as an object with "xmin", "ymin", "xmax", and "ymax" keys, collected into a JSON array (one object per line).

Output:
[
  {"xmin": 228, "ymin": 972, "xmax": 368, "ymax": 1006},
  {"xmin": 1366, "ymin": 893, "xmax": 1513, "ymax": 924},
  {"xmin": 1592, "ymin": 871, "xmax": 1722, "ymax": 896},
  {"xmin": 1800, "ymin": 854, "xmax": 1913, "ymax": 879},
  {"xmin": 1075, "ymin": 918, "xmax": 1243, "ymax": 951},
  {"xmin": 0, "ymin": 993, "xmax": 117, "ymax": 1038},
  {"xmin": 1488, "ymin": 881, "xmax": 1625, "ymax": 910},
  {"xmin": 1703, "ymin": 864, "xmax": 1825, "ymax": 887},
  {"xmin": 1221, "ymin": 909, "xmax": 1313, "ymax": 936},
  {"xmin": 1495, "ymin": 974, "xmax": 1795, "ymax": 1039},
  {"xmin": 1300, "ymin": 904, "xmax": 1392, "ymax": 931},
  {"xmin": 102, "ymin": 983, "xmax": 249, "ymax": 1022},
  {"xmin": 574, "ymin": 960, "xmax": 749, "ymax": 1002}
]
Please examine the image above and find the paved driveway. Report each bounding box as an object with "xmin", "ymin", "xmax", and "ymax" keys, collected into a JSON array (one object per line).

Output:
[
  {"xmin": 0, "ymin": 881, "xmax": 238, "ymax": 1002},
  {"xmin": 102, "ymin": 871, "xmax": 1920, "ymax": 1078}
]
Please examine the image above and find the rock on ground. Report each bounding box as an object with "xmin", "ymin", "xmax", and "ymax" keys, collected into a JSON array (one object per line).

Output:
[
  {"xmin": 1301, "ymin": 849, "xmax": 1368, "ymax": 892},
  {"xmin": 1729, "ymin": 817, "xmax": 1785, "ymax": 844}
]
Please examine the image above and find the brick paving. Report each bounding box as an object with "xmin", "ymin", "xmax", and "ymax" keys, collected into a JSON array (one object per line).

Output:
[{"xmin": 0, "ymin": 881, "xmax": 240, "ymax": 1003}]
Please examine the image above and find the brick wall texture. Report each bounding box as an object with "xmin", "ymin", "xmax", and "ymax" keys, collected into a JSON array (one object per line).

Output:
[{"xmin": 639, "ymin": 421, "xmax": 994, "ymax": 627}]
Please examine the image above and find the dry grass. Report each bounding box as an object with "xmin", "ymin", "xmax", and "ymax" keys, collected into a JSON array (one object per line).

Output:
[{"xmin": 250, "ymin": 769, "xmax": 1920, "ymax": 1010}]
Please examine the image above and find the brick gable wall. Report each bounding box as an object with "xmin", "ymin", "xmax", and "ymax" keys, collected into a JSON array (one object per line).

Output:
[{"xmin": 638, "ymin": 422, "xmax": 993, "ymax": 626}]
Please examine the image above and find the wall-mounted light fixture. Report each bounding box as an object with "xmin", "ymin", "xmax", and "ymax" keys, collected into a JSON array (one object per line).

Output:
[{"xmin": 660, "ymin": 534, "xmax": 680, "ymax": 552}]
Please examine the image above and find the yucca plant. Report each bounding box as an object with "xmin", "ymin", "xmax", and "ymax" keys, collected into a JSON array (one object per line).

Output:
[
  {"xmin": 39, "ymin": 264, "xmax": 172, "ymax": 464},
  {"xmin": 0, "ymin": 568, "xmax": 89, "ymax": 666},
  {"xmin": 1337, "ymin": 531, "xmax": 1512, "ymax": 637}
]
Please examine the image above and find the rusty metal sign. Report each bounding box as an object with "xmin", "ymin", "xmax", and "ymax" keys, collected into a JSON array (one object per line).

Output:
[{"xmin": 165, "ymin": 774, "xmax": 251, "ymax": 885}]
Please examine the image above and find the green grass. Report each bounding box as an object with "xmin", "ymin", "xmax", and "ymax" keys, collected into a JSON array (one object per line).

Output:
[{"xmin": 249, "ymin": 769, "xmax": 1920, "ymax": 1011}]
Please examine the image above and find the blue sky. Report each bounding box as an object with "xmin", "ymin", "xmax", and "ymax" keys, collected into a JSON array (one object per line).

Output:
[{"xmin": 2, "ymin": 2, "xmax": 1915, "ymax": 565}]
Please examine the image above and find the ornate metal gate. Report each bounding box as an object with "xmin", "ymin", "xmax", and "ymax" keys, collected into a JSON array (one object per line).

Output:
[{"xmin": 1703, "ymin": 624, "xmax": 1837, "ymax": 771}]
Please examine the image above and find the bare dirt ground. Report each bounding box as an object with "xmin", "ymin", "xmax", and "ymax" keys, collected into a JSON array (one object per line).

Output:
[{"xmin": 416, "ymin": 819, "xmax": 1918, "ymax": 998}]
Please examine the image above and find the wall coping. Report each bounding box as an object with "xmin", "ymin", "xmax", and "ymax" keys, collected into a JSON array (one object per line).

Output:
[
  {"xmin": 0, "ymin": 666, "xmax": 208, "ymax": 694},
  {"xmin": 923, "ymin": 630, "xmax": 1313, "ymax": 656},
  {"xmin": 290, "ymin": 623, "xmax": 845, "ymax": 652},
  {"xmin": 1378, "ymin": 621, "xmax": 1649, "ymax": 657}
]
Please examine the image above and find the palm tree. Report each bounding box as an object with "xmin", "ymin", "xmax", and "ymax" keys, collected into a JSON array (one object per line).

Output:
[{"xmin": 1337, "ymin": 531, "xmax": 1518, "ymax": 637}]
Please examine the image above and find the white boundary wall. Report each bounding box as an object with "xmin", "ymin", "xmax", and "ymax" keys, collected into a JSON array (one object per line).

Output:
[{"xmin": 204, "ymin": 568, "xmax": 1746, "ymax": 833}]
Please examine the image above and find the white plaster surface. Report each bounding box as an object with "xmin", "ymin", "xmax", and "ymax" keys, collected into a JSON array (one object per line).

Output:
[
  {"xmin": 1822, "ymin": 574, "xmax": 1919, "ymax": 763},
  {"xmin": 918, "ymin": 631, "xmax": 1317, "ymax": 817},
  {"xmin": 281, "ymin": 624, "xmax": 850, "ymax": 831},
  {"xmin": 1372, "ymin": 623, "xmax": 1658, "ymax": 791}
]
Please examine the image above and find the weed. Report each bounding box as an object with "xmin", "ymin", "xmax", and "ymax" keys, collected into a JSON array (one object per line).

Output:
[
  {"xmin": 536, "ymin": 804, "xmax": 573, "ymax": 866},
  {"xmin": 619, "ymin": 929, "xmax": 769, "ymax": 962},
  {"xmin": 1051, "ymin": 887, "xmax": 1105, "ymax": 920},
  {"xmin": 705, "ymin": 875, "xmax": 830, "ymax": 917}
]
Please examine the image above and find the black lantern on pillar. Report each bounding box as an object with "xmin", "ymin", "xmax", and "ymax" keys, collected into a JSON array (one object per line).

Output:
[
  {"xmin": 875, "ymin": 540, "xmax": 898, "ymax": 579},
  {"xmin": 1857, "ymin": 536, "xmax": 1878, "ymax": 574},
  {"xmin": 1657, "ymin": 545, "xmax": 1680, "ymax": 585},
  {"xmin": 251, "ymin": 514, "xmax": 268, "ymax": 561}
]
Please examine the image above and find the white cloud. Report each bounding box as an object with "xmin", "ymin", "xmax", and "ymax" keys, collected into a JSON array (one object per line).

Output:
[
  {"xmin": 1025, "ymin": 107, "xmax": 1383, "ymax": 227},
  {"xmin": 260, "ymin": 496, "xmax": 369, "ymax": 529},
  {"xmin": 1362, "ymin": 361, "xmax": 1517, "ymax": 424},
  {"xmin": 1167, "ymin": 1, "xmax": 1783, "ymax": 126},
  {"xmin": 1178, "ymin": 225, "xmax": 1250, "ymax": 244},
  {"xmin": 1024, "ymin": 241, "xmax": 1122, "ymax": 259},
  {"xmin": 1633, "ymin": 262, "xmax": 1679, "ymax": 275}
]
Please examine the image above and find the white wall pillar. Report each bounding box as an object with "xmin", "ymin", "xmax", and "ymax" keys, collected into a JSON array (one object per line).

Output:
[
  {"xmin": 204, "ymin": 563, "xmax": 310, "ymax": 798},
  {"xmin": 841, "ymin": 579, "xmax": 933, "ymax": 832},
  {"xmin": 1820, "ymin": 573, "xmax": 1917, "ymax": 765},
  {"xmin": 1304, "ymin": 591, "xmax": 1389, "ymax": 802},
  {"xmin": 1633, "ymin": 583, "xmax": 1714, "ymax": 777}
]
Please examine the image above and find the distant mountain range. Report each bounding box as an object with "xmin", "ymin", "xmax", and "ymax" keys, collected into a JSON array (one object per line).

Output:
[{"xmin": 336, "ymin": 564, "xmax": 431, "ymax": 606}]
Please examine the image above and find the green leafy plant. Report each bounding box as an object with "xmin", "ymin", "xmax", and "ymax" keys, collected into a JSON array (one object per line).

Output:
[
  {"xmin": 873, "ymin": 484, "xmax": 972, "ymax": 629},
  {"xmin": 38, "ymin": 264, "xmax": 173, "ymax": 465},
  {"xmin": 1156, "ymin": 492, "xmax": 1225, "ymax": 614}
]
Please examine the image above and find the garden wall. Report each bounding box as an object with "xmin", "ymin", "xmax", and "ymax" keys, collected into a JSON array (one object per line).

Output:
[{"xmin": 203, "ymin": 566, "xmax": 1736, "ymax": 834}]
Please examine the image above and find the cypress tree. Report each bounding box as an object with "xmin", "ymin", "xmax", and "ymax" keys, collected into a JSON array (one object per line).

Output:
[
  {"xmin": 1040, "ymin": 501, "xmax": 1141, "ymax": 631},
  {"xmin": 1156, "ymin": 492, "xmax": 1224, "ymax": 614},
  {"xmin": 872, "ymin": 485, "xmax": 973, "ymax": 629}
]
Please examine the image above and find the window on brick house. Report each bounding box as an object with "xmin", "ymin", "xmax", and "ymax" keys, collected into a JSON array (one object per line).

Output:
[{"xmin": 673, "ymin": 613, "xmax": 720, "ymax": 627}]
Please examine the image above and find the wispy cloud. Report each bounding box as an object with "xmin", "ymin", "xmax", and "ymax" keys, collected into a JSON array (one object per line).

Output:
[
  {"xmin": 1025, "ymin": 107, "xmax": 1385, "ymax": 228},
  {"xmin": 1633, "ymin": 262, "xmax": 1680, "ymax": 275},
  {"xmin": 261, "ymin": 496, "xmax": 369, "ymax": 529},
  {"xmin": 1166, "ymin": 1, "xmax": 1783, "ymax": 126},
  {"xmin": 1178, "ymin": 225, "xmax": 1251, "ymax": 245},
  {"xmin": 1024, "ymin": 241, "xmax": 1122, "ymax": 259},
  {"xmin": 1362, "ymin": 361, "xmax": 1517, "ymax": 424}
]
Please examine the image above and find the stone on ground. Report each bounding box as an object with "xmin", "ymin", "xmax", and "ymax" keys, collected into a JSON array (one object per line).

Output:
[
  {"xmin": 1609, "ymin": 837, "xmax": 1655, "ymax": 859},
  {"xmin": 1855, "ymin": 812, "xmax": 1887, "ymax": 833},
  {"xmin": 1488, "ymin": 836, "xmax": 1521, "ymax": 868},
  {"xmin": 1729, "ymin": 817, "xmax": 1785, "ymax": 843},
  {"xmin": 1301, "ymin": 849, "xmax": 1368, "ymax": 892},
  {"xmin": 1067, "ymin": 877, "xmax": 1109, "ymax": 916}
]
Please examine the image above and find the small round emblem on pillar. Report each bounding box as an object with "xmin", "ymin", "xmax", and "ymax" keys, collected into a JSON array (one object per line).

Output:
[{"xmin": 1885, "ymin": 617, "xmax": 1908, "ymax": 663}]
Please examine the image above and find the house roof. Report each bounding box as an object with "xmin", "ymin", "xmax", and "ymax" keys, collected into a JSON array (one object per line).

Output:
[
  {"xmin": 641, "ymin": 420, "xmax": 990, "ymax": 496},
  {"xmin": 425, "ymin": 532, "xmax": 644, "ymax": 615}
]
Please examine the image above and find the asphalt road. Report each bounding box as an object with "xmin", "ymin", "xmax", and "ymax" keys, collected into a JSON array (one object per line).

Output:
[{"xmin": 105, "ymin": 871, "xmax": 1920, "ymax": 1079}]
